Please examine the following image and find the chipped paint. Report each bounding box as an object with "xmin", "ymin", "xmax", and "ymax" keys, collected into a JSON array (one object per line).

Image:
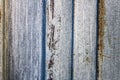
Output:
[
  {"xmin": 47, "ymin": 0, "xmax": 61, "ymax": 79},
  {"xmin": 47, "ymin": 24, "xmax": 55, "ymax": 80},
  {"xmin": 47, "ymin": 22, "xmax": 61, "ymax": 80},
  {"xmin": 98, "ymin": 0, "xmax": 106, "ymax": 80}
]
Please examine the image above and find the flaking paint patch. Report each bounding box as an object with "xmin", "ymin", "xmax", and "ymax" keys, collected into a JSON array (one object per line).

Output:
[
  {"xmin": 98, "ymin": 0, "xmax": 106, "ymax": 80},
  {"xmin": 47, "ymin": 22, "xmax": 61, "ymax": 80},
  {"xmin": 47, "ymin": 0, "xmax": 55, "ymax": 79},
  {"xmin": 47, "ymin": 24, "xmax": 55, "ymax": 80},
  {"xmin": 47, "ymin": 0, "xmax": 61, "ymax": 79}
]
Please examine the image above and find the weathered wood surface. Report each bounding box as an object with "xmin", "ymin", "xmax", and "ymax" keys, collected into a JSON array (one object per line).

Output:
[
  {"xmin": 0, "ymin": 0, "xmax": 3, "ymax": 79},
  {"xmin": 73, "ymin": 0, "xmax": 97, "ymax": 80},
  {"xmin": 98, "ymin": 0, "xmax": 120, "ymax": 80},
  {"xmin": 46, "ymin": 0, "xmax": 73, "ymax": 80},
  {"xmin": 3, "ymin": 0, "xmax": 43, "ymax": 80},
  {"xmin": 2, "ymin": 0, "xmax": 120, "ymax": 80}
]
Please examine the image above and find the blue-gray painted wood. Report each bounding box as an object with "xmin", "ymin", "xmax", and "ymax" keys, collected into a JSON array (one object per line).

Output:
[
  {"xmin": 99, "ymin": 0, "xmax": 120, "ymax": 80},
  {"xmin": 73, "ymin": 0, "xmax": 97, "ymax": 80},
  {"xmin": 2, "ymin": 0, "xmax": 98, "ymax": 80},
  {"xmin": 2, "ymin": 0, "xmax": 120, "ymax": 80},
  {"xmin": 46, "ymin": 0, "xmax": 73, "ymax": 80},
  {"xmin": 4, "ymin": 0, "xmax": 43, "ymax": 80}
]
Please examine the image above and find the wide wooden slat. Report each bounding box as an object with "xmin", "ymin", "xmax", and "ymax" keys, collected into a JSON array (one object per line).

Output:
[
  {"xmin": 46, "ymin": 0, "xmax": 73, "ymax": 80},
  {"xmin": 98, "ymin": 0, "xmax": 120, "ymax": 80},
  {"xmin": 73, "ymin": 0, "xmax": 97, "ymax": 80},
  {"xmin": 4, "ymin": 0, "xmax": 43, "ymax": 80}
]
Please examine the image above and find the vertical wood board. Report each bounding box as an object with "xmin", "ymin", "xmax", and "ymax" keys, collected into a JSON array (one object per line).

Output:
[
  {"xmin": 46, "ymin": 0, "xmax": 73, "ymax": 80},
  {"xmin": 98, "ymin": 0, "xmax": 120, "ymax": 80},
  {"xmin": 73, "ymin": 0, "xmax": 97, "ymax": 80},
  {"xmin": 4, "ymin": 0, "xmax": 43, "ymax": 80},
  {"xmin": 0, "ymin": 0, "xmax": 3, "ymax": 79}
]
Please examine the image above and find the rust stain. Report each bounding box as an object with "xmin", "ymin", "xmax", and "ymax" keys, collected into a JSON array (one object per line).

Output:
[
  {"xmin": 98, "ymin": 0, "xmax": 106, "ymax": 80},
  {"xmin": 98, "ymin": 0, "xmax": 106, "ymax": 61}
]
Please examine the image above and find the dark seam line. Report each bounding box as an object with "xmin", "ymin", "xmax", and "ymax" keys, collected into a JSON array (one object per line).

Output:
[
  {"xmin": 96, "ymin": 0, "xmax": 100, "ymax": 80},
  {"xmin": 41, "ymin": 0, "xmax": 46, "ymax": 80},
  {"xmin": 71, "ymin": 0, "xmax": 74, "ymax": 80}
]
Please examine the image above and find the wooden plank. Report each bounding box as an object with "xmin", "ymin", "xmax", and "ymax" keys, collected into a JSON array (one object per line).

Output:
[
  {"xmin": 73, "ymin": 0, "xmax": 97, "ymax": 80},
  {"xmin": 3, "ymin": 0, "xmax": 43, "ymax": 80},
  {"xmin": 0, "ymin": 0, "xmax": 3, "ymax": 79},
  {"xmin": 3, "ymin": 0, "xmax": 9, "ymax": 79},
  {"xmin": 98, "ymin": 0, "xmax": 120, "ymax": 80},
  {"xmin": 46, "ymin": 0, "xmax": 73, "ymax": 80}
]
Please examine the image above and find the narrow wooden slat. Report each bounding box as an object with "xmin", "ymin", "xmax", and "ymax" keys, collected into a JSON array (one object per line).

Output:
[
  {"xmin": 46, "ymin": 0, "xmax": 73, "ymax": 79},
  {"xmin": 4, "ymin": 0, "xmax": 43, "ymax": 80},
  {"xmin": 98, "ymin": 0, "xmax": 120, "ymax": 80},
  {"xmin": 0, "ymin": 0, "xmax": 1, "ymax": 73},
  {"xmin": 0, "ymin": 0, "xmax": 3, "ymax": 79},
  {"xmin": 3, "ymin": 0, "xmax": 9, "ymax": 80},
  {"xmin": 73, "ymin": 0, "xmax": 97, "ymax": 80}
]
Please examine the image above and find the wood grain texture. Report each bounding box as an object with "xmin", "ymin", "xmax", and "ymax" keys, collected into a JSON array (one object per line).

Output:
[
  {"xmin": 3, "ymin": 0, "xmax": 120, "ymax": 80},
  {"xmin": 3, "ymin": 0, "xmax": 9, "ymax": 80},
  {"xmin": 0, "ymin": 0, "xmax": 2, "ymax": 68},
  {"xmin": 0, "ymin": 0, "xmax": 3, "ymax": 79},
  {"xmin": 99, "ymin": 0, "xmax": 120, "ymax": 80},
  {"xmin": 46, "ymin": 0, "xmax": 73, "ymax": 80},
  {"xmin": 4, "ymin": 0, "xmax": 43, "ymax": 80},
  {"xmin": 73, "ymin": 0, "xmax": 97, "ymax": 80}
]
